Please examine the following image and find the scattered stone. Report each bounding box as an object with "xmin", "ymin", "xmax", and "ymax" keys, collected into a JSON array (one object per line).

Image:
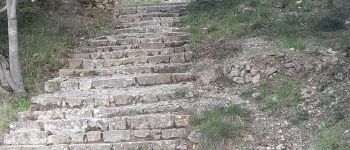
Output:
[
  {"xmin": 233, "ymin": 77, "xmax": 245, "ymax": 84},
  {"xmin": 276, "ymin": 144, "xmax": 285, "ymax": 150},
  {"xmin": 303, "ymin": 63, "xmax": 314, "ymax": 71},
  {"xmin": 251, "ymin": 73, "xmax": 260, "ymax": 84},
  {"xmin": 265, "ymin": 67, "xmax": 277, "ymax": 76},
  {"xmin": 284, "ymin": 63, "xmax": 295, "ymax": 68},
  {"xmin": 245, "ymin": 73, "xmax": 252, "ymax": 83},
  {"xmin": 251, "ymin": 67, "xmax": 258, "ymax": 76},
  {"xmin": 327, "ymin": 48, "xmax": 337, "ymax": 55},
  {"xmin": 230, "ymin": 67, "xmax": 241, "ymax": 77},
  {"xmin": 252, "ymin": 93, "xmax": 261, "ymax": 99},
  {"xmin": 240, "ymin": 70, "xmax": 246, "ymax": 78},
  {"xmin": 335, "ymin": 73, "xmax": 344, "ymax": 81},
  {"xmin": 242, "ymin": 135, "xmax": 254, "ymax": 142},
  {"xmin": 188, "ymin": 130, "xmax": 201, "ymax": 144}
]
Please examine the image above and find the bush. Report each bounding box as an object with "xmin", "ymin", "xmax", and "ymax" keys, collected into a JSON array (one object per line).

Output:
[
  {"xmin": 313, "ymin": 16, "xmax": 345, "ymax": 32},
  {"xmin": 191, "ymin": 105, "xmax": 249, "ymax": 149}
]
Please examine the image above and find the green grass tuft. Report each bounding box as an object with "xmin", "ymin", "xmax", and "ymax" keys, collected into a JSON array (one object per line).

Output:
[
  {"xmin": 255, "ymin": 75, "xmax": 301, "ymax": 114},
  {"xmin": 0, "ymin": 96, "xmax": 31, "ymax": 134},
  {"xmin": 191, "ymin": 105, "xmax": 249, "ymax": 149}
]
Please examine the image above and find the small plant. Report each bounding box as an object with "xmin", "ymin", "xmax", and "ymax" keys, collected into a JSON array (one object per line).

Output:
[
  {"xmin": 174, "ymin": 88, "xmax": 188, "ymax": 99},
  {"xmin": 314, "ymin": 121, "xmax": 350, "ymax": 150},
  {"xmin": 191, "ymin": 105, "xmax": 249, "ymax": 149},
  {"xmin": 10, "ymin": 96, "xmax": 31, "ymax": 112},
  {"xmin": 0, "ymin": 96, "xmax": 31, "ymax": 134},
  {"xmin": 254, "ymin": 75, "xmax": 301, "ymax": 114},
  {"xmin": 291, "ymin": 109, "xmax": 309, "ymax": 125},
  {"xmin": 313, "ymin": 16, "xmax": 345, "ymax": 32}
]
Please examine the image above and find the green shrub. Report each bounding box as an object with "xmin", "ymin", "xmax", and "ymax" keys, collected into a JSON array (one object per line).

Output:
[
  {"xmin": 191, "ymin": 105, "xmax": 249, "ymax": 149},
  {"xmin": 313, "ymin": 16, "xmax": 345, "ymax": 32}
]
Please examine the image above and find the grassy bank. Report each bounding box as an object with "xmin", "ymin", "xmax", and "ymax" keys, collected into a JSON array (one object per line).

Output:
[
  {"xmin": 0, "ymin": 1, "xmax": 113, "ymax": 133},
  {"xmin": 179, "ymin": 0, "xmax": 350, "ymax": 52}
]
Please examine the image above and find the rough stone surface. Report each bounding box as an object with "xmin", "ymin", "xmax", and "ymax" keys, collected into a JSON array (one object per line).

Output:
[{"xmin": 0, "ymin": 3, "xmax": 201, "ymax": 150}]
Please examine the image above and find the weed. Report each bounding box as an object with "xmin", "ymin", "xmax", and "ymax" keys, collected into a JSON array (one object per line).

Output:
[
  {"xmin": 0, "ymin": 96, "xmax": 31, "ymax": 134},
  {"xmin": 174, "ymin": 88, "xmax": 188, "ymax": 99},
  {"xmin": 291, "ymin": 109, "xmax": 309, "ymax": 125},
  {"xmin": 254, "ymin": 75, "xmax": 301, "ymax": 114},
  {"xmin": 314, "ymin": 120, "xmax": 350, "ymax": 150},
  {"xmin": 10, "ymin": 97, "xmax": 31, "ymax": 112},
  {"xmin": 313, "ymin": 16, "xmax": 345, "ymax": 32},
  {"xmin": 279, "ymin": 38, "xmax": 307, "ymax": 51},
  {"xmin": 191, "ymin": 105, "xmax": 249, "ymax": 149}
]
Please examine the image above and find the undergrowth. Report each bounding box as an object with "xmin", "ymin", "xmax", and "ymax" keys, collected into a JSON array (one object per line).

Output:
[
  {"xmin": 191, "ymin": 105, "xmax": 249, "ymax": 149},
  {"xmin": 0, "ymin": 1, "xmax": 113, "ymax": 94},
  {"xmin": 180, "ymin": 0, "xmax": 350, "ymax": 51},
  {"xmin": 0, "ymin": 96, "xmax": 31, "ymax": 134}
]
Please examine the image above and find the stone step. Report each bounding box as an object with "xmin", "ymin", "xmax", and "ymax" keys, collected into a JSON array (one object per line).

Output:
[
  {"xmin": 118, "ymin": 12, "xmax": 184, "ymax": 19},
  {"xmin": 45, "ymin": 73, "xmax": 194, "ymax": 92},
  {"xmin": 89, "ymin": 34, "xmax": 189, "ymax": 47},
  {"xmin": 37, "ymin": 83, "xmax": 193, "ymax": 109},
  {"xmin": 120, "ymin": 2, "xmax": 188, "ymax": 15},
  {"xmin": 67, "ymin": 52, "xmax": 192, "ymax": 69},
  {"xmin": 117, "ymin": 16, "xmax": 183, "ymax": 23},
  {"xmin": 71, "ymin": 47, "xmax": 189, "ymax": 60},
  {"xmin": 60, "ymin": 63, "xmax": 192, "ymax": 77},
  {"xmin": 114, "ymin": 26, "xmax": 187, "ymax": 35},
  {"xmin": 9, "ymin": 113, "xmax": 190, "ymax": 134},
  {"xmin": 4, "ymin": 128, "xmax": 187, "ymax": 145},
  {"xmin": 0, "ymin": 139, "xmax": 186, "ymax": 150},
  {"xmin": 20, "ymin": 99, "xmax": 197, "ymax": 121},
  {"xmin": 115, "ymin": 19, "xmax": 177, "ymax": 29},
  {"xmin": 80, "ymin": 38, "xmax": 189, "ymax": 53},
  {"xmin": 110, "ymin": 32, "xmax": 189, "ymax": 39}
]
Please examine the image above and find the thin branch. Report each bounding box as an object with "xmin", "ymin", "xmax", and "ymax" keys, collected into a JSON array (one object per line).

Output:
[{"xmin": 0, "ymin": 5, "xmax": 6, "ymax": 14}]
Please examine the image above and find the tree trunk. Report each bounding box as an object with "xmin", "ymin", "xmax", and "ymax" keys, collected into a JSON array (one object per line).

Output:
[{"xmin": 6, "ymin": 0, "xmax": 26, "ymax": 96}]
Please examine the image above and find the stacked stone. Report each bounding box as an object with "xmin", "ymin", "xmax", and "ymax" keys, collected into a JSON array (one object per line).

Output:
[
  {"xmin": 0, "ymin": 2, "xmax": 199, "ymax": 150},
  {"xmin": 94, "ymin": 0, "xmax": 116, "ymax": 10},
  {"xmin": 229, "ymin": 62, "xmax": 261, "ymax": 84}
]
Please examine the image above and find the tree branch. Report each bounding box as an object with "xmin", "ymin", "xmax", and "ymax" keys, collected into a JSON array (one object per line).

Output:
[{"xmin": 0, "ymin": 5, "xmax": 6, "ymax": 14}]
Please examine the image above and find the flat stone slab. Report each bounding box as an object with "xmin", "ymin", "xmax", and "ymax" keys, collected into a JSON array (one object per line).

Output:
[
  {"xmin": 33, "ymin": 83, "xmax": 193, "ymax": 110},
  {"xmin": 45, "ymin": 73, "xmax": 194, "ymax": 92},
  {"xmin": 0, "ymin": 139, "xmax": 185, "ymax": 150}
]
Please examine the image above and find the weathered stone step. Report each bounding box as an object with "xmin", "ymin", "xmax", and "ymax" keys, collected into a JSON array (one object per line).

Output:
[
  {"xmin": 115, "ymin": 19, "xmax": 177, "ymax": 29},
  {"xmin": 118, "ymin": 12, "xmax": 184, "ymax": 19},
  {"xmin": 121, "ymin": 2, "xmax": 188, "ymax": 15},
  {"xmin": 20, "ymin": 99, "xmax": 197, "ymax": 121},
  {"xmin": 39, "ymin": 83, "xmax": 193, "ymax": 109},
  {"xmin": 67, "ymin": 52, "xmax": 192, "ymax": 69},
  {"xmin": 4, "ymin": 128, "xmax": 186, "ymax": 145},
  {"xmin": 60, "ymin": 63, "xmax": 192, "ymax": 77},
  {"xmin": 118, "ymin": 16, "xmax": 183, "ymax": 23},
  {"xmin": 114, "ymin": 26, "xmax": 187, "ymax": 35},
  {"xmin": 0, "ymin": 139, "xmax": 186, "ymax": 150},
  {"xmin": 72, "ymin": 47, "xmax": 188, "ymax": 60},
  {"xmin": 9, "ymin": 113, "xmax": 190, "ymax": 134},
  {"xmin": 89, "ymin": 34, "xmax": 189, "ymax": 47},
  {"xmin": 110, "ymin": 32, "xmax": 189, "ymax": 39},
  {"xmin": 45, "ymin": 73, "xmax": 194, "ymax": 92}
]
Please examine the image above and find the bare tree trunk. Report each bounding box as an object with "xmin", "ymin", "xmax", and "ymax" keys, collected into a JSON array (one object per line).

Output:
[{"xmin": 6, "ymin": 0, "xmax": 26, "ymax": 96}]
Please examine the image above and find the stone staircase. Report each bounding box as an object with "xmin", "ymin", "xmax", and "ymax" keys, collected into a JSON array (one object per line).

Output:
[{"xmin": 0, "ymin": 2, "xmax": 204, "ymax": 150}]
